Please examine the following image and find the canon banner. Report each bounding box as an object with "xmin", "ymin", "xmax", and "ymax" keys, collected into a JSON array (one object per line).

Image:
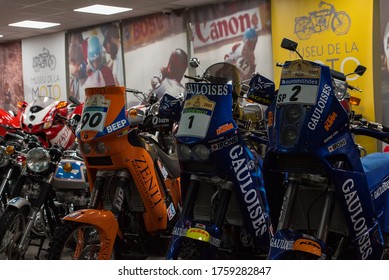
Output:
[
  {"xmin": 189, "ymin": 0, "xmax": 273, "ymax": 81},
  {"xmin": 271, "ymin": 0, "xmax": 376, "ymax": 153},
  {"xmin": 22, "ymin": 32, "xmax": 67, "ymax": 103}
]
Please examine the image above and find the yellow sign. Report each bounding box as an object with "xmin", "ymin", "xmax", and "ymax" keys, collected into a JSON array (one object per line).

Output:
[{"xmin": 271, "ymin": 0, "xmax": 376, "ymax": 152}]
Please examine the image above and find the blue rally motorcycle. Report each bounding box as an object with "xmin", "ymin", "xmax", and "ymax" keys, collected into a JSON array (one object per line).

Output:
[
  {"xmin": 252, "ymin": 38, "xmax": 389, "ymax": 259},
  {"xmin": 161, "ymin": 62, "xmax": 273, "ymax": 259}
]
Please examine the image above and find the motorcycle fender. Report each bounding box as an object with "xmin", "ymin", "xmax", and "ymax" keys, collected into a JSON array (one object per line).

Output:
[
  {"xmin": 63, "ymin": 209, "xmax": 119, "ymax": 241},
  {"xmin": 185, "ymin": 227, "xmax": 210, "ymax": 243},
  {"xmin": 7, "ymin": 197, "xmax": 30, "ymax": 209}
]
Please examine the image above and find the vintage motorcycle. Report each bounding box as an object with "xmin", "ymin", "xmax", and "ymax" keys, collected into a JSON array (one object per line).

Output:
[
  {"xmin": 48, "ymin": 86, "xmax": 181, "ymax": 260},
  {"xmin": 0, "ymin": 143, "xmax": 88, "ymax": 259},
  {"xmin": 161, "ymin": 60, "xmax": 273, "ymax": 259},
  {"xmin": 259, "ymin": 38, "xmax": 389, "ymax": 259}
]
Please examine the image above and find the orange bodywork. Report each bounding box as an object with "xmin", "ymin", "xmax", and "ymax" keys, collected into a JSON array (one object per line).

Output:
[{"xmin": 64, "ymin": 86, "xmax": 181, "ymax": 258}]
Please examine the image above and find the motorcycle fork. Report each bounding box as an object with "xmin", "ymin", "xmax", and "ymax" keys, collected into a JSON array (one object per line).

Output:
[
  {"xmin": 278, "ymin": 173, "xmax": 335, "ymax": 243},
  {"xmin": 0, "ymin": 168, "xmax": 13, "ymax": 203},
  {"xmin": 17, "ymin": 173, "xmax": 55, "ymax": 256}
]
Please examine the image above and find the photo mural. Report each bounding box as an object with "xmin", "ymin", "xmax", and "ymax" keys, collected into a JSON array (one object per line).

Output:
[
  {"xmin": 67, "ymin": 22, "xmax": 124, "ymax": 102},
  {"xmin": 122, "ymin": 11, "xmax": 188, "ymax": 107},
  {"xmin": 380, "ymin": 0, "xmax": 389, "ymax": 151},
  {"xmin": 189, "ymin": 0, "xmax": 272, "ymax": 81},
  {"xmin": 0, "ymin": 41, "xmax": 23, "ymax": 113}
]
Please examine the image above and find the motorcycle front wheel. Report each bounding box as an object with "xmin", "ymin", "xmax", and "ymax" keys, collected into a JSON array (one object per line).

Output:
[
  {"xmin": 48, "ymin": 222, "xmax": 114, "ymax": 260},
  {"xmin": 0, "ymin": 205, "xmax": 30, "ymax": 259}
]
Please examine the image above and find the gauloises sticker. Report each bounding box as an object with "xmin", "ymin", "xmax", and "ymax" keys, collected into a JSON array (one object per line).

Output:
[
  {"xmin": 176, "ymin": 95, "xmax": 216, "ymax": 138},
  {"xmin": 80, "ymin": 94, "xmax": 110, "ymax": 134},
  {"xmin": 277, "ymin": 60, "xmax": 321, "ymax": 105}
]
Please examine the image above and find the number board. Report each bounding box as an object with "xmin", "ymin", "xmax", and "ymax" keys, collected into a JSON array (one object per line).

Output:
[
  {"xmin": 277, "ymin": 60, "xmax": 321, "ymax": 105},
  {"xmin": 80, "ymin": 94, "xmax": 110, "ymax": 132},
  {"xmin": 176, "ymin": 94, "xmax": 216, "ymax": 138}
]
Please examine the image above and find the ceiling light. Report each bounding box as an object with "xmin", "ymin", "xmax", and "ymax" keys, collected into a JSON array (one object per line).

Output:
[
  {"xmin": 74, "ymin": 4, "xmax": 132, "ymax": 15},
  {"xmin": 9, "ymin": 20, "xmax": 60, "ymax": 29},
  {"xmin": 0, "ymin": 35, "xmax": 3, "ymax": 38}
]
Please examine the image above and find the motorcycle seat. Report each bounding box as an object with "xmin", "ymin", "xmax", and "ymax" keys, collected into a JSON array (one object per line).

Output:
[{"xmin": 361, "ymin": 152, "xmax": 389, "ymax": 188}]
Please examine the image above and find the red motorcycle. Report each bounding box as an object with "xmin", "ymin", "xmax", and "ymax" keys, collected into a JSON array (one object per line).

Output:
[{"xmin": 19, "ymin": 96, "xmax": 82, "ymax": 149}]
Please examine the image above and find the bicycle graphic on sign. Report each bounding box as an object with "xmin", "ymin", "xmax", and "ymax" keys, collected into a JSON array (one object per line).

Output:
[
  {"xmin": 32, "ymin": 47, "xmax": 57, "ymax": 72},
  {"xmin": 294, "ymin": 1, "xmax": 351, "ymax": 40}
]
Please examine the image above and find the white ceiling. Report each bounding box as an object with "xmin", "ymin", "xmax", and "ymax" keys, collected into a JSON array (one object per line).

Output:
[{"xmin": 0, "ymin": 0, "xmax": 219, "ymax": 43}]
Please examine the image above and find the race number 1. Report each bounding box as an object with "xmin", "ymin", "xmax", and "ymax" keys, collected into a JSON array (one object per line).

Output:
[{"xmin": 176, "ymin": 95, "xmax": 215, "ymax": 138}]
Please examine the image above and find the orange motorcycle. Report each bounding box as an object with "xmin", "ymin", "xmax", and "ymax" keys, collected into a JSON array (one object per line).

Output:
[{"xmin": 48, "ymin": 86, "xmax": 181, "ymax": 259}]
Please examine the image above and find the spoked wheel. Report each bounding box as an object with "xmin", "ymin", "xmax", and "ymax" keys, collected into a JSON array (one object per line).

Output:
[
  {"xmin": 48, "ymin": 222, "xmax": 111, "ymax": 260},
  {"xmin": 294, "ymin": 16, "xmax": 314, "ymax": 40},
  {"xmin": 0, "ymin": 206, "xmax": 29, "ymax": 259}
]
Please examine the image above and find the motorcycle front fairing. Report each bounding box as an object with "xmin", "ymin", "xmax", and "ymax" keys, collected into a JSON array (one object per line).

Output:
[
  {"xmin": 168, "ymin": 81, "xmax": 271, "ymax": 258},
  {"xmin": 266, "ymin": 60, "xmax": 389, "ymax": 259}
]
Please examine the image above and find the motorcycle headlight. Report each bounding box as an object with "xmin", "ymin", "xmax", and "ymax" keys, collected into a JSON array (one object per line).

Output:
[
  {"xmin": 26, "ymin": 147, "xmax": 50, "ymax": 173},
  {"xmin": 281, "ymin": 126, "xmax": 299, "ymax": 147},
  {"xmin": 285, "ymin": 104, "xmax": 303, "ymax": 123},
  {"xmin": 192, "ymin": 144, "xmax": 210, "ymax": 161},
  {"xmin": 0, "ymin": 146, "xmax": 10, "ymax": 168},
  {"xmin": 95, "ymin": 141, "xmax": 106, "ymax": 154},
  {"xmin": 80, "ymin": 142, "xmax": 91, "ymax": 155},
  {"xmin": 178, "ymin": 144, "xmax": 191, "ymax": 161}
]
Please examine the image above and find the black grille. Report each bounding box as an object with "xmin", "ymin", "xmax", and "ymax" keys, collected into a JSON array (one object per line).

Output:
[
  {"xmin": 182, "ymin": 161, "xmax": 218, "ymax": 174},
  {"xmin": 269, "ymin": 153, "xmax": 325, "ymax": 174},
  {"xmin": 86, "ymin": 156, "xmax": 113, "ymax": 166}
]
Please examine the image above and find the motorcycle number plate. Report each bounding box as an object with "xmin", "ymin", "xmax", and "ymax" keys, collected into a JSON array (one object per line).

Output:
[
  {"xmin": 277, "ymin": 82, "xmax": 319, "ymax": 105},
  {"xmin": 176, "ymin": 95, "xmax": 216, "ymax": 138},
  {"xmin": 80, "ymin": 95, "xmax": 110, "ymax": 133}
]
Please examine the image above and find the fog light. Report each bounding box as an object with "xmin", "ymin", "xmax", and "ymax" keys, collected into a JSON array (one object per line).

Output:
[
  {"xmin": 192, "ymin": 145, "xmax": 210, "ymax": 161},
  {"xmin": 281, "ymin": 126, "xmax": 298, "ymax": 147},
  {"xmin": 285, "ymin": 104, "xmax": 302, "ymax": 123},
  {"xmin": 178, "ymin": 144, "xmax": 191, "ymax": 161}
]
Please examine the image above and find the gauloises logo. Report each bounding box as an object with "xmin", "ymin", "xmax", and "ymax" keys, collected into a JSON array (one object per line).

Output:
[
  {"xmin": 131, "ymin": 155, "xmax": 162, "ymax": 208},
  {"xmin": 342, "ymin": 179, "xmax": 373, "ymax": 259}
]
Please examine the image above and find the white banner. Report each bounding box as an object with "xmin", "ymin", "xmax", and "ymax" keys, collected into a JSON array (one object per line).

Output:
[{"xmin": 22, "ymin": 32, "xmax": 67, "ymax": 103}]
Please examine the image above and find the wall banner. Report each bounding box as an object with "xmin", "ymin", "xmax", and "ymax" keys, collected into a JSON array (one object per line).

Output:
[
  {"xmin": 271, "ymin": 0, "xmax": 375, "ymax": 153},
  {"xmin": 189, "ymin": 0, "xmax": 273, "ymax": 81},
  {"xmin": 22, "ymin": 32, "xmax": 67, "ymax": 103},
  {"xmin": 67, "ymin": 23, "xmax": 124, "ymax": 102},
  {"xmin": 122, "ymin": 13, "xmax": 188, "ymax": 107},
  {"xmin": 380, "ymin": 0, "xmax": 389, "ymax": 152}
]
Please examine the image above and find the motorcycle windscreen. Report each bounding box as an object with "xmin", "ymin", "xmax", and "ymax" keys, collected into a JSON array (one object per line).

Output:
[
  {"xmin": 79, "ymin": 86, "xmax": 130, "ymax": 141},
  {"xmin": 176, "ymin": 83, "xmax": 236, "ymax": 144}
]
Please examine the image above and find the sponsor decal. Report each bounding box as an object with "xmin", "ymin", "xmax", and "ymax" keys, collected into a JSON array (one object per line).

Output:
[
  {"xmin": 373, "ymin": 179, "xmax": 389, "ymax": 199},
  {"xmin": 131, "ymin": 155, "xmax": 163, "ymax": 207},
  {"xmin": 267, "ymin": 111, "xmax": 273, "ymax": 128},
  {"xmin": 211, "ymin": 134, "xmax": 239, "ymax": 151},
  {"xmin": 324, "ymin": 112, "xmax": 338, "ymax": 131},
  {"xmin": 216, "ymin": 123, "xmax": 234, "ymax": 135},
  {"xmin": 167, "ymin": 202, "xmax": 176, "ymax": 221},
  {"xmin": 342, "ymin": 179, "xmax": 373, "ymax": 259},
  {"xmin": 107, "ymin": 119, "xmax": 127, "ymax": 133},
  {"xmin": 230, "ymin": 145, "xmax": 267, "ymax": 237},
  {"xmin": 270, "ymin": 238, "xmax": 294, "ymax": 250},
  {"xmin": 186, "ymin": 83, "xmax": 229, "ymax": 96},
  {"xmin": 308, "ymin": 84, "xmax": 332, "ymax": 130},
  {"xmin": 328, "ymin": 138, "xmax": 346, "ymax": 152},
  {"xmin": 324, "ymin": 130, "xmax": 339, "ymax": 143}
]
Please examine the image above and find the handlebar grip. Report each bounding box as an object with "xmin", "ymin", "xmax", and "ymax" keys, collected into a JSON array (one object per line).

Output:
[
  {"xmin": 383, "ymin": 125, "xmax": 389, "ymax": 132},
  {"xmin": 69, "ymin": 95, "xmax": 81, "ymax": 106}
]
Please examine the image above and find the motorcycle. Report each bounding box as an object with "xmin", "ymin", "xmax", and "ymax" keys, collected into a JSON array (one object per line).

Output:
[
  {"xmin": 161, "ymin": 60, "xmax": 273, "ymax": 259},
  {"xmin": 19, "ymin": 95, "xmax": 82, "ymax": 149},
  {"xmin": 0, "ymin": 143, "xmax": 88, "ymax": 259},
  {"xmin": 48, "ymin": 86, "xmax": 181, "ymax": 260},
  {"xmin": 258, "ymin": 38, "xmax": 389, "ymax": 259}
]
